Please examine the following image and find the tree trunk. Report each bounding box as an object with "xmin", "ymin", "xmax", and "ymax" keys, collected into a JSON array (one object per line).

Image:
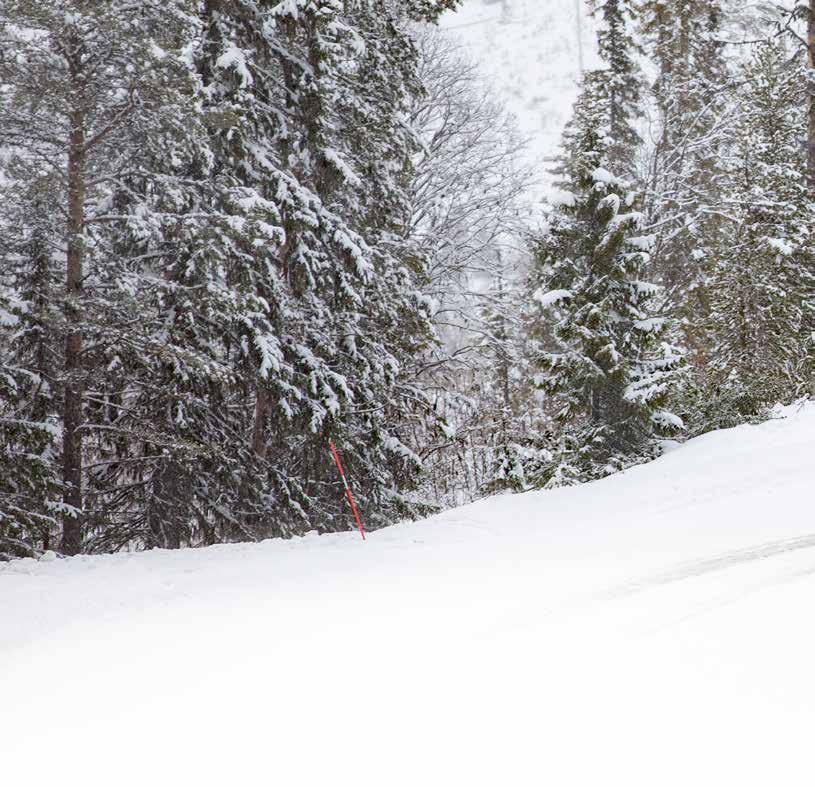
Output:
[
  {"xmin": 60, "ymin": 104, "xmax": 86, "ymax": 556},
  {"xmin": 199, "ymin": 0, "xmax": 223, "ymax": 88},
  {"xmin": 148, "ymin": 460, "xmax": 185, "ymax": 549},
  {"xmin": 251, "ymin": 388, "xmax": 270, "ymax": 459}
]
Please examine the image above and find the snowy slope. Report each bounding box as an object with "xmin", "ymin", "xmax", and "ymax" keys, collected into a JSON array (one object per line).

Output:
[
  {"xmin": 440, "ymin": 0, "xmax": 599, "ymax": 195},
  {"xmin": 3, "ymin": 402, "xmax": 815, "ymax": 785}
]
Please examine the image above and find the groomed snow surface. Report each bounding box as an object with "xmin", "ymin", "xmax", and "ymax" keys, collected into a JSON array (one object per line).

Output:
[{"xmin": 3, "ymin": 403, "xmax": 815, "ymax": 786}]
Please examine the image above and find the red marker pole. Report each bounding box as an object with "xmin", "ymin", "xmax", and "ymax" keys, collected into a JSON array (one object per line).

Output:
[{"xmin": 329, "ymin": 440, "xmax": 366, "ymax": 540}]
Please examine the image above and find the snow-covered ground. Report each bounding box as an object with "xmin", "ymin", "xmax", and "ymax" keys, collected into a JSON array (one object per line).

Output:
[{"xmin": 3, "ymin": 402, "xmax": 815, "ymax": 785}]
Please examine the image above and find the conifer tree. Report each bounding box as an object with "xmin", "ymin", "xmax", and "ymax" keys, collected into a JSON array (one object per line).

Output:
[
  {"xmin": 0, "ymin": 201, "xmax": 62, "ymax": 557},
  {"xmin": 93, "ymin": 0, "xmax": 446, "ymax": 545},
  {"xmin": 708, "ymin": 42, "xmax": 815, "ymax": 418},
  {"xmin": 0, "ymin": 0, "xmax": 213, "ymax": 553},
  {"xmin": 639, "ymin": 0, "xmax": 732, "ymax": 365},
  {"xmin": 247, "ymin": 0, "xmax": 441, "ymax": 531},
  {"xmin": 1, "ymin": 0, "xmax": 449, "ymax": 555},
  {"xmin": 530, "ymin": 71, "xmax": 684, "ymax": 485},
  {"xmin": 589, "ymin": 0, "xmax": 643, "ymax": 177}
]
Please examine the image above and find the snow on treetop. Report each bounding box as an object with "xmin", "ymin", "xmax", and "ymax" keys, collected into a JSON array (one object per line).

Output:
[
  {"xmin": 534, "ymin": 288, "xmax": 573, "ymax": 308},
  {"xmin": 216, "ymin": 45, "xmax": 253, "ymax": 88},
  {"xmin": 591, "ymin": 166, "xmax": 622, "ymax": 186},
  {"xmin": 765, "ymin": 237, "xmax": 794, "ymax": 256}
]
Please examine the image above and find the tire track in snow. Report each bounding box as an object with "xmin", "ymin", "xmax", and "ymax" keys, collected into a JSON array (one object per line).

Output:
[
  {"xmin": 474, "ymin": 533, "xmax": 815, "ymax": 641},
  {"xmin": 602, "ymin": 532, "xmax": 815, "ymax": 601}
]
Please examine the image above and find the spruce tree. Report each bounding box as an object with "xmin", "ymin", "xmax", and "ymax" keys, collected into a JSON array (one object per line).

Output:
[
  {"xmin": 530, "ymin": 71, "xmax": 683, "ymax": 485},
  {"xmin": 92, "ymin": 0, "xmax": 445, "ymax": 545},
  {"xmin": 246, "ymin": 0, "xmax": 441, "ymax": 532},
  {"xmin": 0, "ymin": 200, "xmax": 62, "ymax": 556},
  {"xmin": 0, "ymin": 0, "xmax": 464, "ymax": 554},
  {"xmin": 0, "ymin": 0, "xmax": 508, "ymax": 555},
  {"xmin": 590, "ymin": 0, "xmax": 644, "ymax": 177}
]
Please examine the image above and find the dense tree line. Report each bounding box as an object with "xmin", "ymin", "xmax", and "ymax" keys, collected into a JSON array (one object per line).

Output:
[
  {"xmin": 2, "ymin": 0, "xmax": 813, "ymax": 560},
  {"xmin": 0, "ymin": 0, "xmax": 462, "ymax": 559},
  {"xmin": 484, "ymin": 0, "xmax": 814, "ymax": 490}
]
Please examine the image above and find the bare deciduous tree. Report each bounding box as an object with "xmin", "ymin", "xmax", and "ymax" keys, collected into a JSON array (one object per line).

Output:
[{"xmin": 405, "ymin": 27, "xmax": 536, "ymax": 505}]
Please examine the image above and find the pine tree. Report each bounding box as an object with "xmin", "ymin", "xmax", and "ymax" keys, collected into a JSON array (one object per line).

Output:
[
  {"xmin": 530, "ymin": 71, "xmax": 684, "ymax": 485},
  {"xmin": 707, "ymin": 42, "xmax": 815, "ymax": 419},
  {"xmin": 0, "ymin": 0, "xmax": 215, "ymax": 554}
]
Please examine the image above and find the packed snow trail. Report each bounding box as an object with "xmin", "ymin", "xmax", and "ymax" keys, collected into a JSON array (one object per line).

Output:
[
  {"xmin": 601, "ymin": 530, "xmax": 815, "ymax": 598},
  {"xmin": 2, "ymin": 403, "xmax": 815, "ymax": 787}
]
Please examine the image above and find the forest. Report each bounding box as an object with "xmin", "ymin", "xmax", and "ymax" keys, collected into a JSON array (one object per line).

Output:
[{"xmin": 1, "ymin": 0, "xmax": 813, "ymax": 561}]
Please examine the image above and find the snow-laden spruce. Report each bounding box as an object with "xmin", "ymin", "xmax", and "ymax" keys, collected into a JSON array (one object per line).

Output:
[
  {"xmin": 529, "ymin": 69, "xmax": 685, "ymax": 485},
  {"xmin": 0, "ymin": 0, "xmax": 463, "ymax": 558}
]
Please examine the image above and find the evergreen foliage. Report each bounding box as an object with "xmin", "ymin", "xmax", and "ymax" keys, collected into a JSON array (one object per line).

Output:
[
  {"xmin": 0, "ymin": 0, "xmax": 212, "ymax": 553},
  {"xmin": 1, "ymin": 0, "xmax": 814, "ymax": 557},
  {"xmin": 639, "ymin": 0, "xmax": 732, "ymax": 365},
  {"xmin": 0, "ymin": 0, "xmax": 451, "ymax": 556},
  {"xmin": 589, "ymin": 0, "xmax": 643, "ymax": 176},
  {"xmin": 529, "ymin": 71, "xmax": 684, "ymax": 485},
  {"xmin": 707, "ymin": 42, "xmax": 815, "ymax": 420}
]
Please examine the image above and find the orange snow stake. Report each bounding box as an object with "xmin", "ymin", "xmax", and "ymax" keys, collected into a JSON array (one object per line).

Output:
[{"xmin": 329, "ymin": 440, "xmax": 366, "ymax": 540}]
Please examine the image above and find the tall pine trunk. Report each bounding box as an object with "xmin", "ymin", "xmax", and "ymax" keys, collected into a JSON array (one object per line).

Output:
[{"xmin": 60, "ymin": 71, "xmax": 86, "ymax": 556}]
